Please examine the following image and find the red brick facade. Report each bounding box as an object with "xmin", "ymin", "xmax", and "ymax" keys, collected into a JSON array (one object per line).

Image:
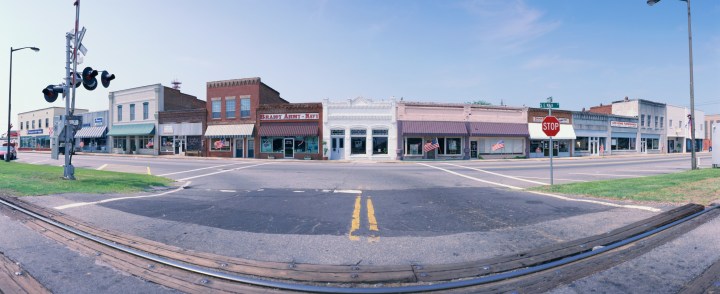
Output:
[
  {"xmin": 588, "ymin": 104, "xmax": 612, "ymax": 115},
  {"xmin": 528, "ymin": 108, "xmax": 573, "ymax": 124},
  {"xmin": 257, "ymin": 103, "xmax": 324, "ymax": 160},
  {"xmin": 205, "ymin": 77, "xmax": 289, "ymax": 158}
]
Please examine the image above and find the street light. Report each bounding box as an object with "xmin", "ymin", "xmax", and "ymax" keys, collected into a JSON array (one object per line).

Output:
[
  {"xmin": 7, "ymin": 46, "xmax": 40, "ymax": 162},
  {"xmin": 647, "ymin": 0, "xmax": 698, "ymax": 170}
]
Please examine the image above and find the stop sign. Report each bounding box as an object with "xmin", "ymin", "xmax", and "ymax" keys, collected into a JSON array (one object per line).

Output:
[{"xmin": 542, "ymin": 116, "xmax": 561, "ymax": 137}]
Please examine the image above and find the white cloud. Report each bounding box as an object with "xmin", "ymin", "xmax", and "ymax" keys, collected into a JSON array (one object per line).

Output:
[{"xmin": 460, "ymin": 0, "xmax": 561, "ymax": 51}]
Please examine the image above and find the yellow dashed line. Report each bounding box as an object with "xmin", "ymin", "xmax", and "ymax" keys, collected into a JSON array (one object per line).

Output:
[{"xmin": 348, "ymin": 195, "xmax": 361, "ymax": 241}]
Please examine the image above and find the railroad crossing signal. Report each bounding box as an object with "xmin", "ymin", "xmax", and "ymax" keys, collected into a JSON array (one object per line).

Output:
[{"xmin": 542, "ymin": 116, "xmax": 561, "ymax": 137}]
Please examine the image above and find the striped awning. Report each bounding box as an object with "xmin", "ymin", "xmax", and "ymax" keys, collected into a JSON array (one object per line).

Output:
[
  {"xmin": 74, "ymin": 126, "xmax": 107, "ymax": 139},
  {"xmin": 107, "ymin": 123, "xmax": 156, "ymax": 136},
  {"xmin": 259, "ymin": 123, "xmax": 318, "ymax": 137},
  {"xmin": 204, "ymin": 124, "xmax": 254, "ymax": 138},
  {"xmin": 401, "ymin": 121, "xmax": 468, "ymax": 136},
  {"xmin": 468, "ymin": 122, "xmax": 529, "ymax": 137}
]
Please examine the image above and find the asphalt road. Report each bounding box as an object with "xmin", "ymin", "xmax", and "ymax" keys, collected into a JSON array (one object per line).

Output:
[{"xmin": 12, "ymin": 151, "xmax": 713, "ymax": 239}]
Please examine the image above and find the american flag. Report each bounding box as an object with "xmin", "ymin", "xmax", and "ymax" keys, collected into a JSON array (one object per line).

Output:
[
  {"xmin": 423, "ymin": 138, "xmax": 440, "ymax": 152},
  {"xmin": 491, "ymin": 140, "xmax": 505, "ymax": 151}
]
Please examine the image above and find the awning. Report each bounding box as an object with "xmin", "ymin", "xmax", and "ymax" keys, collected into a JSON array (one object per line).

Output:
[
  {"xmin": 259, "ymin": 123, "xmax": 318, "ymax": 137},
  {"xmin": 74, "ymin": 126, "xmax": 107, "ymax": 139},
  {"xmin": 401, "ymin": 121, "xmax": 468, "ymax": 136},
  {"xmin": 528, "ymin": 123, "xmax": 577, "ymax": 140},
  {"xmin": 204, "ymin": 124, "xmax": 254, "ymax": 138},
  {"xmin": 468, "ymin": 122, "xmax": 528, "ymax": 137},
  {"xmin": 107, "ymin": 123, "xmax": 156, "ymax": 136}
]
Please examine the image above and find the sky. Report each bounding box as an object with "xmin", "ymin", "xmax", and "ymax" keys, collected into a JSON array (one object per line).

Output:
[{"xmin": 1, "ymin": 0, "xmax": 719, "ymax": 129}]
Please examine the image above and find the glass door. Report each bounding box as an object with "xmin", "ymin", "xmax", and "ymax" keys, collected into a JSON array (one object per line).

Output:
[
  {"xmin": 284, "ymin": 138, "xmax": 294, "ymax": 158},
  {"xmin": 235, "ymin": 138, "xmax": 244, "ymax": 158},
  {"xmin": 331, "ymin": 137, "xmax": 344, "ymax": 160},
  {"xmin": 247, "ymin": 138, "xmax": 254, "ymax": 158},
  {"xmin": 640, "ymin": 138, "xmax": 647, "ymax": 153},
  {"xmin": 470, "ymin": 140, "xmax": 478, "ymax": 158}
]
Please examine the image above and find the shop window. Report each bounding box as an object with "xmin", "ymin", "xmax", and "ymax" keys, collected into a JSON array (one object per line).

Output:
[
  {"xmin": 161, "ymin": 136, "xmax": 174, "ymax": 152},
  {"xmin": 445, "ymin": 138, "xmax": 461, "ymax": 155},
  {"xmin": 139, "ymin": 136, "xmax": 153, "ymax": 149},
  {"xmin": 210, "ymin": 138, "xmax": 231, "ymax": 151},
  {"xmin": 294, "ymin": 136, "xmax": 306, "ymax": 153},
  {"xmin": 211, "ymin": 99, "xmax": 221, "ymax": 119},
  {"xmin": 351, "ymin": 129, "xmax": 366, "ymax": 154},
  {"xmin": 611, "ymin": 137, "xmax": 636, "ymax": 150},
  {"xmin": 372, "ymin": 129, "xmax": 388, "ymax": 155},
  {"xmin": 575, "ymin": 137, "xmax": 589, "ymax": 151},
  {"xmin": 113, "ymin": 137, "xmax": 126, "ymax": 150},
  {"xmin": 479, "ymin": 138, "xmax": 524, "ymax": 154},
  {"xmin": 405, "ymin": 138, "xmax": 423, "ymax": 155},
  {"xmin": 241, "ymin": 98, "xmax": 251, "ymax": 118},
  {"xmin": 305, "ymin": 136, "xmax": 319, "ymax": 153},
  {"xmin": 649, "ymin": 138, "xmax": 660, "ymax": 150},
  {"xmin": 437, "ymin": 138, "xmax": 445, "ymax": 154},
  {"xmin": 226, "ymin": 97, "xmax": 236, "ymax": 119}
]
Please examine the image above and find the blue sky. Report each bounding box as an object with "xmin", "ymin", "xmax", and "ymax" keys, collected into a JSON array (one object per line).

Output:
[{"xmin": 1, "ymin": 0, "xmax": 718, "ymax": 129}]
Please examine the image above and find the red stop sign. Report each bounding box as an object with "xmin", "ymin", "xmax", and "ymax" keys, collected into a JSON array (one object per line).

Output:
[{"xmin": 542, "ymin": 116, "xmax": 561, "ymax": 137}]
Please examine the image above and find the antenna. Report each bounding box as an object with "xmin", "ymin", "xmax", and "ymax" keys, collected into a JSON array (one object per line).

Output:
[{"xmin": 171, "ymin": 79, "xmax": 181, "ymax": 90}]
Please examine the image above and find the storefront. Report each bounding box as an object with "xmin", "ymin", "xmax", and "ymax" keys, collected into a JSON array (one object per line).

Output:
[
  {"xmin": 74, "ymin": 126, "xmax": 108, "ymax": 153},
  {"xmin": 159, "ymin": 123, "xmax": 204, "ymax": 156},
  {"xmin": 19, "ymin": 130, "xmax": 50, "ymax": 150},
  {"xmin": 608, "ymin": 117, "xmax": 639, "ymax": 155},
  {"xmin": 398, "ymin": 121, "xmax": 469, "ymax": 160},
  {"xmin": 257, "ymin": 103, "xmax": 323, "ymax": 160},
  {"xmin": 204, "ymin": 124, "xmax": 254, "ymax": 158},
  {"xmin": 107, "ymin": 123, "xmax": 156, "ymax": 155},
  {"xmin": 572, "ymin": 112, "xmax": 610, "ymax": 157},
  {"xmin": 322, "ymin": 97, "xmax": 397, "ymax": 161},
  {"xmin": 467, "ymin": 122, "xmax": 528, "ymax": 159},
  {"xmin": 528, "ymin": 109, "xmax": 576, "ymax": 158}
]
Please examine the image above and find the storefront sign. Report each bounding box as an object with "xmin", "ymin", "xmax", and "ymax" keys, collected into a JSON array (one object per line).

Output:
[
  {"xmin": 533, "ymin": 116, "xmax": 569, "ymax": 124},
  {"xmin": 162, "ymin": 125, "xmax": 174, "ymax": 135},
  {"xmin": 611, "ymin": 121, "xmax": 638, "ymax": 128},
  {"xmin": 260, "ymin": 113, "xmax": 319, "ymax": 120},
  {"xmin": 27, "ymin": 129, "xmax": 43, "ymax": 135},
  {"xmin": 94, "ymin": 117, "xmax": 103, "ymax": 125}
]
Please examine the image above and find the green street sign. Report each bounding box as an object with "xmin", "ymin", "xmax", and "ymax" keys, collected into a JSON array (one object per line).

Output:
[{"xmin": 540, "ymin": 102, "xmax": 559, "ymax": 109}]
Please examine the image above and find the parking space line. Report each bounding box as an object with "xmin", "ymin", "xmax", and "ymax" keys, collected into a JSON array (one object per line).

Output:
[
  {"xmin": 444, "ymin": 163, "xmax": 548, "ymax": 186},
  {"xmin": 54, "ymin": 181, "xmax": 191, "ymax": 210},
  {"xmin": 526, "ymin": 191, "xmax": 661, "ymax": 212},
  {"xmin": 515, "ymin": 176, "xmax": 588, "ymax": 182},
  {"xmin": 157, "ymin": 162, "xmax": 250, "ymax": 177},
  {"xmin": 176, "ymin": 163, "xmax": 274, "ymax": 181},
  {"xmin": 96, "ymin": 164, "xmax": 107, "ymax": 171},
  {"xmin": 29, "ymin": 159, "xmax": 49, "ymax": 164},
  {"xmin": 417, "ymin": 163, "xmax": 523, "ymax": 190},
  {"xmin": 147, "ymin": 166, "xmax": 152, "ymax": 175},
  {"xmin": 349, "ymin": 195, "xmax": 361, "ymax": 241}
]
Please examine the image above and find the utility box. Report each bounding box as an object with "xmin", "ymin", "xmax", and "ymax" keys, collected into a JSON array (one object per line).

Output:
[
  {"xmin": 50, "ymin": 115, "xmax": 83, "ymax": 160},
  {"xmin": 713, "ymin": 124, "xmax": 719, "ymax": 168}
]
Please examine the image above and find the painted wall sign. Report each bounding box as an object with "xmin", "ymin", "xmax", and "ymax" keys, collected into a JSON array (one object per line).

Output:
[
  {"xmin": 162, "ymin": 125, "xmax": 174, "ymax": 135},
  {"xmin": 610, "ymin": 121, "xmax": 638, "ymax": 128},
  {"xmin": 533, "ymin": 116, "xmax": 570, "ymax": 124},
  {"xmin": 260, "ymin": 113, "xmax": 319, "ymax": 120},
  {"xmin": 94, "ymin": 117, "xmax": 103, "ymax": 125}
]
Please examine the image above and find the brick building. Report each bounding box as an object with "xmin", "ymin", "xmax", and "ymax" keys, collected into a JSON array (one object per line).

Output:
[
  {"xmin": 205, "ymin": 77, "xmax": 288, "ymax": 158},
  {"xmin": 257, "ymin": 103, "xmax": 324, "ymax": 160},
  {"xmin": 158, "ymin": 106, "xmax": 207, "ymax": 156},
  {"xmin": 527, "ymin": 108, "xmax": 576, "ymax": 158}
]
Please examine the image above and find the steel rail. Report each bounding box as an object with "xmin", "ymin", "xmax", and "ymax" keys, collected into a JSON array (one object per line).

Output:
[{"xmin": 1, "ymin": 197, "xmax": 716, "ymax": 294}]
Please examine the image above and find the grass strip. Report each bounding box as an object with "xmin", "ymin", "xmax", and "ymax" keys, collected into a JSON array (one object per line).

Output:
[
  {"xmin": 0, "ymin": 162, "xmax": 173, "ymax": 196},
  {"xmin": 531, "ymin": 168, "xmax": 720, "ymax": 205}
]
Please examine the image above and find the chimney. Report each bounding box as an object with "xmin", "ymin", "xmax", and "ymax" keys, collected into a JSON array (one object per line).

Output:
[
  {"xmin": 624, "ymin": 96, "xmax": 629, "ymax": 101},
  {"xmin": 582, "ymin": 107, "xmax": 586, "ymax": 112}
]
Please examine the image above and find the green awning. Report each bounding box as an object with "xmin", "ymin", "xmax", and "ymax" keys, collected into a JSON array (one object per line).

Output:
[{"xmin": 107, "ymin": 123, "xmax": 156, "ymax": 136}]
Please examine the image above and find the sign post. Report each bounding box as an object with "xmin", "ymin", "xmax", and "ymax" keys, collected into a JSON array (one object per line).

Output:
[{"xmin": 541, "ymin": 97, "xmax": 560, "ymax": 185}]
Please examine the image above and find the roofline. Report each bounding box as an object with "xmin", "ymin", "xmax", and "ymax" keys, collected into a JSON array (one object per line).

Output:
[{"xmin": 17, "ymin": 106, "xmax": 90, "ymax": 116}]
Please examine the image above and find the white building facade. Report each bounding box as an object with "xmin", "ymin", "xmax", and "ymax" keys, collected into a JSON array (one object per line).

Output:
[
  {"xmin": 17, "ymin": 107, "xmax": 88, "ymax": 150},
  {"xmin": 108, "ymin": 85, "xmax": 162, "ymax": 155},
  {"xmin": 666, "ymin": 105, "xmax": 705, "ymax": 153},
  {"xmin": 322, "ymin": 97, "xmax": 397, "ymax": 160}
]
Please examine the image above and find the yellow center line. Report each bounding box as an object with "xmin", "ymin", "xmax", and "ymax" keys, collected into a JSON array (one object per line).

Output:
[
  {"xmin": 367, "ymin": 197, "xmax": 378, "ymax": 231},
  {"xmin": 367, "ymin": 197, "xmax": 380, "ymax": 243},
  {"xmin": 348, "ymin": 195, "xmax": 361, "ymax": 241}
]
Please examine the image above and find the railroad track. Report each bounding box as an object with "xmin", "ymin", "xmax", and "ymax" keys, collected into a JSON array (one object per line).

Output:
[{"xmin": 1, "ymin": 195, "xmax": 718, "ymax": 293}]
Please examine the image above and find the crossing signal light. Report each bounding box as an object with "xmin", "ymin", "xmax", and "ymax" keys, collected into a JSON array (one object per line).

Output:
[
  {"xmin": 42, "ymin": 85, "xmax": 64, "ymax": 103},
  {"xmin": 100, "ymin": 71, "xmax": 115, "ymax": 88},
  {"xmin": 71, "ymin": 72, "xmax": 81, "ymax": 88},
  {"xmin": 81, "ymin": 66, "xmax": 98, "ymax": 90}
]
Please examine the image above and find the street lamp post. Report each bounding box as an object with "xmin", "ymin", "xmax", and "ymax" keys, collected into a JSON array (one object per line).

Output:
[
  {"xmin": 647, "ymin": 0, "xmax": 698, "ymax": 170},
  {"xmin": 7, "ymin": 46, "xmax": 40, "ymax": 162}
]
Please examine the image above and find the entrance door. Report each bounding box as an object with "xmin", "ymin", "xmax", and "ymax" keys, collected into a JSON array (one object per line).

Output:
[
  {"xmin": 470, "ymin": 141, "xmax": 478, "ymax": 158},
  {"xmin": 174, "ymin": 137, "xmax": 186, "ymax": 155},
  {"xmin": 331, "ymin": 137, "xmax": 344, "ymax": 160},
  {"xmin": 284, "ymin": 138, "xmax": 294, "ymax": 158},
  {"xmin": 247, "ymin": 138, "xmax": 254, "ymax": 158},
  {"xmin": 640, "ymin": 138, "xmax": 647, "ymax": 153},
  {"xmin": 235, "ymin": 138, "xmax": 244, "ymax": 158},
  {"xmin": 589, "ymin": 137, "xmax": 598, "ymax": 156}
]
